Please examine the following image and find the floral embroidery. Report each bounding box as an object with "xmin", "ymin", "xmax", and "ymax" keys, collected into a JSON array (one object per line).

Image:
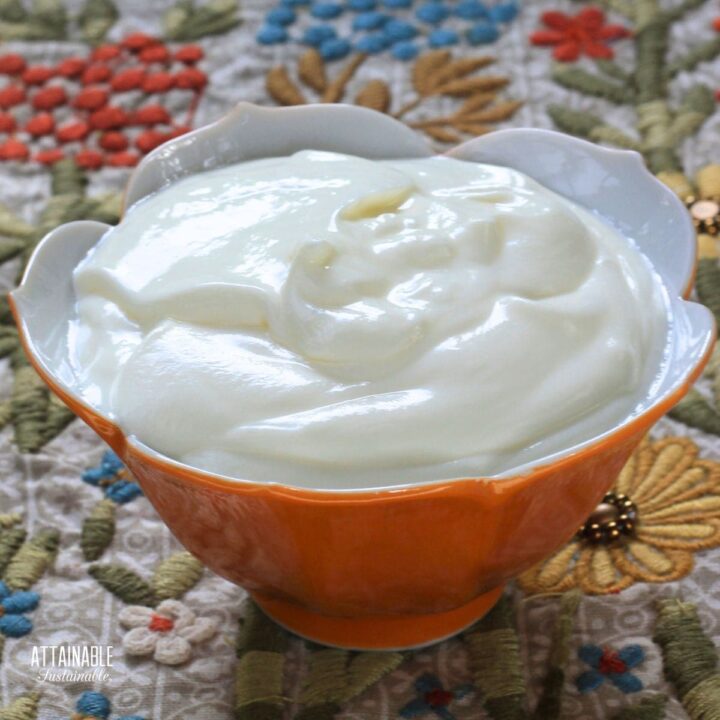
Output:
[
  {"xmin": 83, "ymin": 450, "xmax": 142, "ymax": 504},
  {"xmin": 0, "ymin": 33, "xmax": 207, "ymax": 169},
  {"xmin": 518, "ymin": 436, "xmax": 720, "ymax": 595},
  {"xmin": 69, "ymin": 690, "xmax": 144, "ymax": 720},
  {"xmin": 576, "ymin": 644, "xmax": 645, "ymax": 694},
  {"xmin": 0, "ymin": 580, "xmax": 40, "ymax": 638},
  {"xmin": 529, "ymin": 7, "xmax": 631, "ymax": 62},
  {"xmin": 257, "ymin": 0, "xmax": 519, "ymax": 60},
  {"xmin": 266, "ymin": 48, "xmax": 521, "ymax": 144},
  {"xmin": 399, "ymin": 673, "xmax": 473, "ymax": 719},
  {"xmin": 118, "ymin": 599, "xmax": 218, "ymax": 665}
]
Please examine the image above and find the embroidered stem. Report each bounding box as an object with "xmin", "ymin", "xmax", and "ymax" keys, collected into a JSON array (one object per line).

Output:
[
  {"xmin": 532, "ymin": 590, "xmax": 582, "ymax": 720},
  {"xmin": 654, "ymin": 599, "xmax": 720, "ymax": 719},
  {"xmin": 465, "ymin": 594, "xmax": 526, "ymax": 720},
  {"xmin": 235, "ymin": 601, "xmax": 288, "ymax": 720}
]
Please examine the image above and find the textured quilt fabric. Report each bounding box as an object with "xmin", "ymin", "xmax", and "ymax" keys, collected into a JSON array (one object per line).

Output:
[{"xmin": 0, "ymin": 1, "xmax": 719, "ymax": 718}]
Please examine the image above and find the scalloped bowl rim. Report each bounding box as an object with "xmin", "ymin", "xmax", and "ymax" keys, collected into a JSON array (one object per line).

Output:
[{"xmin": 9, "ymin": 103, "xmax": 717, "ymax": 496}]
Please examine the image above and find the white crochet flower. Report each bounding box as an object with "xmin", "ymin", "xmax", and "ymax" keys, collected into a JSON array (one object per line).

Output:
[{"xmin": 118, "ymin": 599, "xmax": 218, "ymax": 665}]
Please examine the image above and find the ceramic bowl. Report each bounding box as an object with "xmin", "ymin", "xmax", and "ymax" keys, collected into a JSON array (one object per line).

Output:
[{"xmin": 10, "ymin": 104, "xmax": 716, "ymax": 650}]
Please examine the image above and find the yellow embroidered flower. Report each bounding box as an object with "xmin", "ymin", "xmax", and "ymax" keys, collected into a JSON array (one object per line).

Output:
[{"xmin": 518, "ymin": 436, "xmax": 720, "ymax": 595}]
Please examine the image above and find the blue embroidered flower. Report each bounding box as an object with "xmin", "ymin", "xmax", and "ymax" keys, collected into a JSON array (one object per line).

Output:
[
  {"xmin": 0, "ymin": 581, "xmax": 39, "ymax": 638},
  {"xmin": 576, "ymin": 644, "xmax": 645, "ymax": 694},
  {"xmin": 399, "ymin": 673, "xmax": 473, "ymax": 719},
  {"xmin": 72, "ymin": 690, "xmax": 145, "ymax": 720},
  {"xmin": 256, "ymin": 0, "xmax": 519, "ymax": 59},
  {"xmin": 82, "ymin": 450, "xmax": 142, "ymax": 504}
]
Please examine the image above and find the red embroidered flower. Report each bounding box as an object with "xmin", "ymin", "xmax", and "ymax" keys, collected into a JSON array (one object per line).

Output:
[
  {"xmin": 22, "ymin": 65, "xmax": 54, "ymax": 85},
  {"xmin": 530, "ymin": 7, "xmax": 631, "ymax": 62},
  {"xmin": 56, "ymin": 121, "xmax": 91, "ymax": 143},
  {"xmin": 0, "ymin": 86, "xmax": 25, "ymax": 109},
  {"xmin": 25, "ymin": 113, "xmax": 54, "ymax": 137},
  {"xmin": 56, "ymin": 57, "xmax": 87, "ymax": 78},
  {"xmin": 0, "ymin": 138, "xmax": 28, "ymax": 161},
  {"xmin": 32, "ymin": 85, "xmax": 67, "ymax": 111},
  {"xmin": 35, "ymin": 148, "xmax": 64, "ymax": 165},
  {"xmin": 0, "ymin": 54, "xmax": 25, "ymax": 76}
]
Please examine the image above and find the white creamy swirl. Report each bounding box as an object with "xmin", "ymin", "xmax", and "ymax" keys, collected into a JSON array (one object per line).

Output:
[{"xmin": 70, "ymin": 151, "xmax": 668, "ymax": 488}]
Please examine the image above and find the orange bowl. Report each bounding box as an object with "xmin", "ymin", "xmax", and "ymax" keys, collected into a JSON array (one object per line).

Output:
[{"xmin": 10, "ymin": 104, "xmax": 716, "ymax": 649}]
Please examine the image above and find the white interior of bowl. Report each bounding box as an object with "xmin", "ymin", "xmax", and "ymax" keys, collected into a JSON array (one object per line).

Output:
[{"xmin": 10, "ymin": 103, "xmax": 716, "ymax": 491}]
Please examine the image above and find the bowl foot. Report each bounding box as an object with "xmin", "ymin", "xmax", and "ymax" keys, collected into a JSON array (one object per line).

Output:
[{"xmin": 251, "ymin": 585, "xmax": 505, "ymax": 651}]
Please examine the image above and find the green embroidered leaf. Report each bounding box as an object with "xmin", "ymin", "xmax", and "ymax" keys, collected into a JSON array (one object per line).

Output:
[
  {"xmin": 51, "ymin": 158, "xmax": 87, "ymax": 196},
  {"xmin": 164, "ymin": 0, "xmax": 241, "ymax": 41},
  {"xmin": 237, "ymin": 601, "xmax": 289, "ymax": 656},
  {"xmin": 0, "ymin": 0, "xmax": 26, "ymax": 22},
  {"xmin": 0, "ymin": 326, "xmax": 18, "ymax": 359},
  {"xmin": 547, "ymin": 105, "xmax": 604, "ymax": 139},
  {"xmin": 553, "ymin": 65, "xmax": 633, "ymax": 104},
  {"xmin": 89, "ymin": 563, "xmax": 158, "ymax": 606},
  {"xmin": 151, "ymin": 550, "xmax": 204, "ymax": 601},
  {"xmin": 3, "ymin": 528, "xmax": 59, "ymax": 590},
  {"xmin": 696, "ymin": 258, "xmax": 720, "ymax": 328},
  {"xmin": 668, "ymin": 389, "xmax": 720, "ymax": 436},
  {"xmin": 610, "ymin": 695, "xmax": 667, "ymax": 720},
  {"xmin": 0, "ymin": 691, "xmax": 40, "ymax": 720},
  {"xmin": 0, "ymin": 526, "xmax": 26, "ymax": 576},
  {"xmin": 77, "ymin": 0, "xmax": 118, "ymax": 44},
  {"xmin": 654, "ymin": 599, "xmax": 720, "ymax": 715},
  {"xmin": 0, "ymin": 205, "xmax": 33, "ymax": 239},
  {"xmin": 465, "ymin": 595, "xmax": 527, "ymax": 720},
  {"xmin": 0, "ymin": 513, "xmax": 21, "ymax": 530},
  {"xmin": 344, "ymin": 651, "xmax": 403, "ymax": 701},
  {"xmin": 0, "ymin": 237, "xmax": 26, "ymax": 264},
  {"xmin": 28, "ymin": 0, "xmax": 67, "ymax": 38},
  {"xmin": 81, "ymin": 498, "xmax": 116, "ymax": 561}
]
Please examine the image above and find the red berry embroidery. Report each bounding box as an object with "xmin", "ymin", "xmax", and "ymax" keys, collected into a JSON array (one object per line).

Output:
[
  {"xmin": 0, "ymin": 86, "xmax": 25, "ymax": 109},
  {"xmin": 22, "ymin": 65, "xmax": 55, "ymax": 85},
  {"xmin": 75, "ymin": 149, "xmax": 104, "ymax": 169},
  {"xmin": 136, "ymin": 129, "xmax": 165, "ymax": 153},
  {"xmin": 132, "ymin": 104, "xmax": 171, "ymax": 126},
  {"xmin": 99, "ymin": 131, "xmax": 129, "ymax": 152},
  {"xmin": 82, "ymin": 63, "xmax": 113, "ymax": 85},
  {"xmin": 56, "ymin": 57, "xmax": 87, "ymax": 78},
  {"xmin": 32, "ymin": 85, "xmax": 67, "ymax": 111},
  {"xmin": 107, "ymin": 150, "xmax": 139, "ymax": 167},
  {"xmin": 35, "ymin": 148, "xmax": 64, "ymax": 165},
  {"xmin": 0, "ymin": 112, "xmax": 15, "ymax": 133},
  {"xmin": 175, "ymin": 45, "xmax": 204, "ymax": 64},
  {"xmin": 175, "ymin": 68, "xmax": 207, "ymax": 90},
  {"xmin": 139, "ymin": 45, "xmax": 170, "ymax": 64},
  {"xmin": 90, "ymin": 106, "xmax": 129, "ymax": 130},
  {"xmin": 0, "ymin": 54, "xmax": 26, "ymax": 75},
  {"xmin": 142, "ymin": 72, "xmax": 174, "ymax": 94},
  {"xmin": 91, "ymin": 44, "xmax": 121, "ymax": 62},
  {"xmin": 0, "ymin": 32, "xmax": 207, "ymax": 168},
  {"xmin": 73, "ymin": 87, "xmax": 109, "ymax": 111},
  {"xmin": 25, "ymin": 113, "xmax": 54, "ymax": 137},
  {"xmin": 122, "ymin": 33, "xmax": 159, "ymax": 51},
  {"xmin": 111, "ymin": 67, "xmax": 145, "ymax": 92},
  {"xmin": 0, "ymin": 138, "xmax": 29, "ymax": 161},
  {"xmin": 56, "ymin": 121, "xmax": 91, "ymax": 143}
]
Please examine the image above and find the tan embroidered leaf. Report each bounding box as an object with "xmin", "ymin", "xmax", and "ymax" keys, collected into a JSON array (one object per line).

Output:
[
  {"xmin": 451, "ymin": 121, "xmax": 494, "ymax": 136},
  {"xmin": 4, "ymin": 529, "xmax": 59, "ymax": 590},
  {"xmin": 422, "ymin": 125, "xmax": 461, "ymax": 143},
  {"xmin": 457, "ymin": 100, "xmax": 523, "ymax": 124},
  {"xmin": 427, "ymin": 56, "xmax": 495, "ymax": 92},
  {"xmin": 266, "ymin": 66, "xmax": 306, "ymax": 106},
  {"xmin": 456, "ymin": 92, "xmax": 497, "ymax": 116},
  {"xmin": 298, "ymin": 49, "xmax": 327, "ymax": 93},
  {"xmin": 436, "ymin": 75, "xmax": 509, "ymax": 97},
  {"xmin": 321, "ymin": 53, "xmax": 366, "ymax": 103},
  {"xmin": 77, "ymin": 0, "xmax": 119, "ymax": 44},
  {"xmin": 355, "ymin": 80, "xmax": 391, "ymax": 113},
  {"xmin": 412, "ymin": 50, "xmax": 451, "ymax": 96}
]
